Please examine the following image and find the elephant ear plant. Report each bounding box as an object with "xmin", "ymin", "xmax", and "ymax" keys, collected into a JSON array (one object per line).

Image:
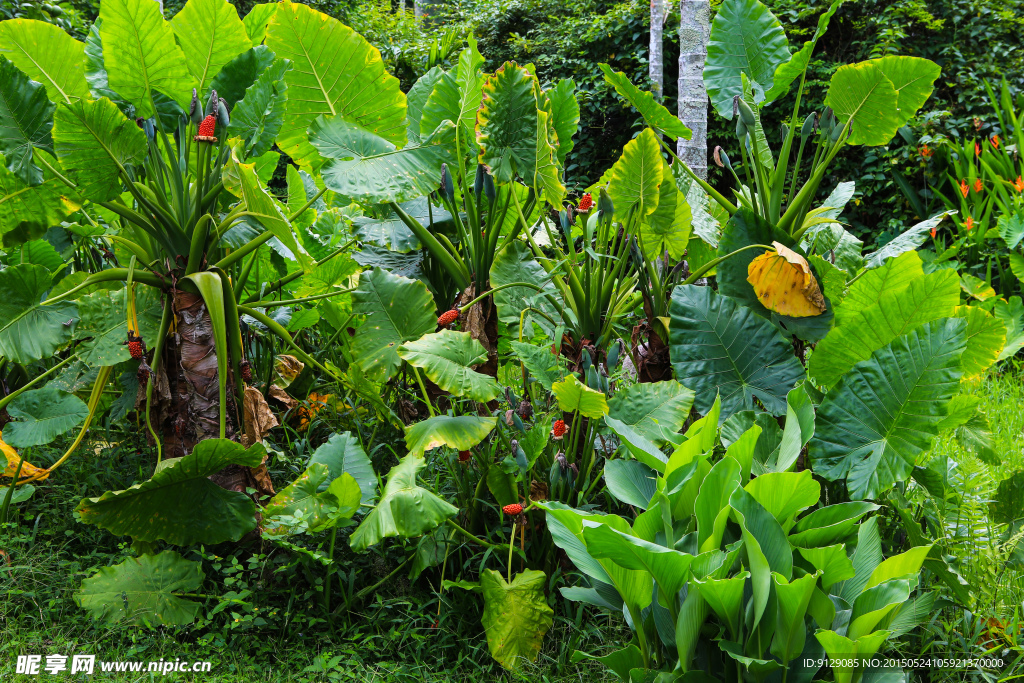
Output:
[
  {"xmin": 0, "ymin": 0, "xmax": 414, "ymax": 623},
  {"xmin": 541, "ymin": 397, "xmax": 938, "ymax": 683}
]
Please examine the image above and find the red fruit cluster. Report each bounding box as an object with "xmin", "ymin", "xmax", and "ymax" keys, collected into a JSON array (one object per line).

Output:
[
  {"xmin": 552, "ymin": 419, "xmax": 567, "ymax": 438},
  {"xmin": 240, "ymin": 360, "xmax": 253, "ymax": 384},
  {"xmin": 128, "ymin": 340, "xmax": 144, "ymax": 360},
  {"xmin": 195, "ymin": 114, "xmax": 217, "ymax": 141},
  {"xmin": 458, "ymin": 450, "xmax": 471, "ymax": 462},
  {"xmin": 503, "ymin": 503, "xmax": 523, "ymax": 516},
  {"xmin": 437, "ymin": 309, "xmax": 459, "ymax": 326},
  {"xmin": 578, "ymin": 193, "xmax": 593, "ymax": 211}
]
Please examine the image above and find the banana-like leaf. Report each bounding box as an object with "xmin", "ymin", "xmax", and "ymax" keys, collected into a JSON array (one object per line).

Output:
[
  {"xmin": 668, "ymin": 284, "xmax": 805, "ymax": 419},
  {"xmin": 582, "ymin": 520, "xmax": 694, "ymax": 597},
  {"xmin": 0, "ymin": 263, "xmax": 78, "ymax": 364},
  {"xmin": 0, "ymin": 19, "xmax": 89, "ymax": 104},
  {"xmin": 75, "ymin": 285, "xmax": 163, "ymax": 367},
  {"xmin": 226, "ymin": 57, "xmax": 290, "ymax": 158},
  {"xmin": 606, "ymin": 380, "xmax": 694, "ymax": 444},
  {"xmin": 265, "ymin": 2, "xmax": 406, "ymax": 167},
  {"xmin": 798, "ymin": 544, "xmax": 854, "ymax": 590},
  {"xmin": 53, "ymin": 97, "xmax": 148, "ymax": 202},
  {"xmin": 476, "ymin": 62, "xmax": 538, "ymax": 184},
  {"xmin": 865, "ymin": 545, "xmax": 931, "ymax": 590},
  {"xmin": 744, "ymin": 470, "xmax": 820, "ymax": 526},
  {"xmin": 809, "ymin": 268, "xmax": 960, "ymax": 386},
  {"xmin": 551, "ymin": 374, "xmax": 608, "ymax": 419},
  {"xmin": 99, "ymin": 0, "xmax": 192, "ymax": 116},
  {"xmin": 809, "ymin": 319, "xmax": 967, "ymax": 500},
  {"xmin": 814, "ymin": 630, "xmax": 891, "ymax": 683},
  {"xmin": 404, "ymin": 415, "xmax": 498, "ymax": 457},
  {"xmin": 603, "ymin": 459, "xmax": 658, "ymax": 509},
  {"xmin": 704, "ymin": 0, "xmax": 791, "ymax": 117},
  {"xmin": 349, "ymin": 454, "xmax": 458, "ymax": 551},
  {"xmin": 307, "ymin": 431, "xmax": 377, "ymax": 506},
  {"xmin": 0, "ymin": 57, "xmax": 54, "ymax": 185},
  {"xmin": 695, "ymin": 457, "xmax": 742, "ymax": 551},
  {"xmin": 771, "ymin": 571, "xmax": 819, "ymax": 664},
  {"xmin": 398, "ymin": 330, "xmax": 500, "ymax": 402},
  {"xmin": 694, "ymin": 572, "xmax": 748, "ymax": 639},
  {"xmin": 4, "ymin": 385, "xmax": 88, "ymax": 448},
  {"xmin": 75, "ymin": 439, "xmax": 265, "ymax": 544},
  {"xmin": 788, "ymin": 501, "xmax": 878, "ymax": 549},
  {"xmin": 729, "ymin": 486, "xmax": 791, "ymax": 631},
  {"xmin": 480, "ymin": 569, "xmax": 554, "ymax": 670},
  {"xmin": 75, "ymin": 550, "xmax": 204, "ymax": 626},
  {"xmin": 311, "ymin": 115, "xmax": 456, "ymax": 204},
  {"xmin": 605, "ymin": 128, "xmax": 663, "ymax": 219},
  {"xmin": 171, "ymin": 0, "xmax": 252, "ymax": 95},
  {"xmin": 599, "ymin": 64, "xmax": 691, "ymax": 140},
  {"xmin": 350, "ymin": 268, "xmax": 436, "ymax": 381}
]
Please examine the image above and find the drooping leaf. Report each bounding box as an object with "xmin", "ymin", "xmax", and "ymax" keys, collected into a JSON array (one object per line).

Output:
[
  {"xmin": 0, "ymin": 57, "xmax": 54, "ymax": 185},
  {"xmin": 809, "ymin": 319, "xmax": 967, "ymax": 499},
  {"xmin": 171, "ymin": 0, "xmax": 252, "ymax": 95},
  {"xmin": 552, "ymin": 374, "xmax": 609, "ymax": 419},
  {"xmin": 266, "ymin": 2, "xmax": 406, "ymax": 167},
  {"xmin": 747, "ymin": 242, "xmax": 827, "ymax": 317},
  {"xmin": 605, "ymin": 128, "xmax": 663, "ymax": 219},
  {"xmin": 606, "ymin": 380, "xmax": 695, "ymax": 444},
  {"xmin": 404, "ymin": 415, "xmax": 498, "ymax": 457},
  {"xmin": 862, "ymin": 212, "xmax": 953, "ymax": 268},
  {"xmin": 349, "ymin": 454, "xmax": 458, "ymax": 551},
  {"xmin": 226, "ymin": 56, "xmax": 290, "ymax": 159},
  {"xmin": 307, "ymin": 431, "xmax": 377, "ymax": 506},
  {"xmin": 350, "ymin": 268, "xmax": 436, "ymax": 381},
  {"xmin": 599, "ymin": 64, "xmax": 691, "ymax": 140},
  {"xmin": 398, "ymin": 330, "xmax": 499, "ymax": 402},
  {"xmin": 603, "ymin": 459, "xmax": 658, "ymax": 509},
  {"xmin": 0, "ymin": 19, "xmax": 90, "ymax": 104},
  {"xmin": 480, "ymin": 569, "xmax": 554, "ymax": 670},
  {"xmin": 75, "ymin": 551, "xmax": 204, "ymax": 626},
  {"xmin": 76, "ymin": 439, "xmax": 265, "ymax": 544},
  {"xmin": 4, "ymin": 385, "xmax": 88, "ymax": 448},
  {"xmin": 475, "ymin": 62, "xmax": 538, "ymax": 184},
  {"xmin": 668, "ymin": 284, "xmax": 805, "ymax": 419},
  {"xmin": 0, "ymin": 263, "xmax": 78, "ymax": 364},
  {"xmin": 704, "ymin": 0, "xmax": 791, "ymax": 116},
  {"xmin": 99, "ymin": 0, "xmax": 192, "ymax": 116}
]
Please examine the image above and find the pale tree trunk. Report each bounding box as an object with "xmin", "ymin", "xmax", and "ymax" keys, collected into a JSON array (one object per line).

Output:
[
  {"xmin": 414, "ymin": 0, "xmax": 423, "ymax": 19},
  {"xmin": 677, "ymin": 0, "xmax": 710, "ymax": 180},
  {"xmin": 649, "ymin": 0, "xmax": 666, "ymax": 99}
]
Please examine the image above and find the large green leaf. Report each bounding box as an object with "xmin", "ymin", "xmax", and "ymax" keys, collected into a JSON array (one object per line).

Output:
[
  {"xmin": 350, "ymin": 268, "xmax": 436, "ymax": 380},
  {"xmin": 310, "ymin": 115, "xmax": 455, "ymax": 204},
  {"xmin": 729, "ymin": 486, "xmax": 791, "ymax": 631},
  {"xmin": 307, "ymin": 431, "xmax": 377, "ymax": 506},
  {"xmin": 0, "ymin": 19, "xmax": 89, "ymax": 104},
  {"xmin": 552, "ymin": 374, "xmax": 609, "ymax": 419},
  {"xmin": 605, "ymin": 416, "xmax": 670, "ymax": 473},
  {"xmin": 606, "ymin": 380, "xmax": 694, "ymax": 444},
  {"xmin": 226, "ymin": 56, "xmax": 290, "ymax": 159},
  {"xmin": 837, "ymin": 251, "xmax": 922, "ymax": 321},
  {"xmin": 419, "ymin": 70, "xmax": 478, "ymax": 157},
  {"xmin": 809, "ymin": 319, "xmax": 967, "ymax": 499},
  {"xmin": 489, "ymin": 240, "xmax": 561, "ymax": 337},
  {"xmin": 0, "ymin": 153, "xmax": 74, "ymax": 246},
  {"xmin": 480, "ymin": 569, "xmax": 554, "ymax": 670},
  {"xmin": 764, "ymin": 0, "xmax": 843, "ymax": 102},
  {"xmin": 404, "ymin": 415, "xmax": 497, "ymax": 457},
  {"xmin": 640, "ymin": 158, "xmax": 692, "ymax": 259},
  {"xmin": 4, "ymin": 385, "xmax": 88, "ymax": 448},
  {"xmin": 349, "ymin": 455, "xmax": 458, "ymax": 551},
  {"xmin": 872, "ymin": 56, "xmax": 940, "ymax": 127},
  {"xmin": 744, "ymin": 470, "xmax": 820, "ymax": 525},
  {"xmin": 398, "ymin": 330, "xmax": 500, "ymax": 402},
  {"xmin": 351, "ymin": 197, "xmax": 450, "ymax": 254},
  {"xmin": 704, "ymin": 0, "xmax": 791, "ymax": 116},
  {"xmin": 798, "ymin": 544, "xmax": 855, "ymax": 590},
  {"xmin": 76, "ymin": 439, "xmax": 264, "ymax": 544},
  {"xmin": 532, "ymin": 108, "xmax": 566, "ymax": 207},
  {"xmin": 603, "ymin": 459, "xmax": 658, "ymax": 509},
  {"xmin": 599, "ymin": 64, "xmax": 691, "ymax": 140},
  {"xmin": 0, "ymin": 57, "xmax": 54, "ymax": 185},
  {"xmin": 695, "ymin": 457, "xmax": 742, "ymax": 552},
  {"xmin": 955, "ymin": 305, "xmax": 1005, "ymax": 380},
  {"xmin": 668, "ymin": 284, "xmax": 805, "ymax": 418},
  {"xmin": 264, "ymin": 464, "xmax": 359, "ymax": 533},
  {"xmin": 265, "ymin": 2, "xmax": 406, "ymax": 167},
  {"xmin": 207, "ymin": 44, "xmax": 277, "ymax": 107},
  {"xmin": 605, "ymin": 128, "xmax": 663, "ymax": 219},
  {"xmin": 406, "ymin": 66, "xmax": 445, "ymax": 144},
  {"xmin": 75, "ymin": 551, "xmax": 204, "ymax": 626},
  {"xmin": 509, "ymin": 341, "xmax": 566, "ymax": 391},
  {"xmin": 171, "ymin": 0, "xmax": 251, "ymax": 95},
  {"xmin": 582, "ymin": 521, "xmax": 694, "ymax": 597},
  {"xmin": 242, "ymin": 3, "xmax": 277, "ymax": 46},
  {"xmin": 0, "ymin": 263, "xmax": 78, "ymax": 364},
  {"xmin": 788, "ymin": 501, "xmax": 878, "ymax": 549},
  {"xmin": 74, "ymin": 285, "xmax": 163, "ymax": 367},
  {"xmin": 98, "ymin": 0, "xmax": 191, "ymax": 117},
  {"xmin": 53, "ymin": 97, "xmax": 148, "ymax": 202},
  {"xmin": 546, "ymin": 78, "xmax": 579, "ymax": 163},
  {"xmin": 771, "ymin": 571, "xmax": 819, "ymax": 664},
  {"xmin": 824, "ymin": 60, "xmax": 900, "ymax": 146},
  {"xmin": 475, "ymin": 62, "xmax": 538, "ymax": 184},
  {"xmin": 809, "ymin": 268, "xmax": 960, "ymax": 386}
]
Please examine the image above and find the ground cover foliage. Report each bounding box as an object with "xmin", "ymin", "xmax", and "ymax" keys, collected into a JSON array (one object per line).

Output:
[{"xmin": 0, "ymin": 0, "xmax": 1023, "ymax": 681}]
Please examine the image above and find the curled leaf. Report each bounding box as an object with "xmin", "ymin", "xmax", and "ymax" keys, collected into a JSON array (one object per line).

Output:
[{"xmin": 747, "ymin": 242, "xmax": 826, "ymax": 317}]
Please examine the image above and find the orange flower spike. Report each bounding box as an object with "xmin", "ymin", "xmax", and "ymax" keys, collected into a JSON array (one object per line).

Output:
[
  {"xmin": 975, "ymin": 141, "xmax": 981, "ymax": 156},
  {"xmin": 1014, "ymin": 176, "xmax": 1024, "ymax": 193},
  {"xmin": 974, "ymin": 178, "xmax": 983, "ymax": 193},
  {"xmin": 991, "ymin": 135, "xmax": 1000, "ymax": 149},
  {"xmin": 964, "ymin": 216, "xmax": 975, "ymax": 231},
  {"xmin": 920, "ymin": 144, "xmax": 933, "ymax": 159},
  {"xmin": 930, "ymin": 227, "xmax": 937, "ymax": 238},
  {"xmin": 959, "ymin": 179, "xmax": 970, "ymax": 198}
]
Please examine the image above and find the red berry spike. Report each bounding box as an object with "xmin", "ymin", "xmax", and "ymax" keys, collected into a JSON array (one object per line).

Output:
[
  {"xmin": 578, "ymin": 193, "xmax": 593, "ymax": 211},
  {"xmin": 458, "ymin": 450, "xmax": 471, "ymax": 462},
  {"xmin": 194, "ymin": 114, "xmax": 217, "ymax": 142},
  {"xmin": 503, "ymin": 503, "xmax": 523, "ymax": 516},
  {"xmin": 128, "ymin": 340, "xmax": 144, "ymax": 360},
  {"xmin": 552, "ymin": 419, "xmax": 567, "ymax": 439},
  {"xmin": 437, "ymin": 309, "xmax": 459, "ymax": 327},
  {"xmin": 240, "ymin": 360, "xmax": 253, "ymax": 384}
]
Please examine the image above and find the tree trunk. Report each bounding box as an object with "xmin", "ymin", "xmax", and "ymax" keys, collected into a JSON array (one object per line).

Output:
[
  {"xmin": 678, "ymin": 0, "xmax": 710, "ymax": 180},
  {"xmin": 650, "ymin": 0, "xmax": 666, "ymax": 99}
]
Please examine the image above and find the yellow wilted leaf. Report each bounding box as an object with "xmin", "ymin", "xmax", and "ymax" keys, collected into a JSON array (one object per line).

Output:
[
  {"xmin": 0, "ymin": 433, "xmax": 49, "ymax": 481},
  {"xmin": 747, "ymin": 241, "xmax": 827, "ymax": 317},
  {"xmin": 297, "ymin": 392, "xmax": 334, "ymax": 431}
]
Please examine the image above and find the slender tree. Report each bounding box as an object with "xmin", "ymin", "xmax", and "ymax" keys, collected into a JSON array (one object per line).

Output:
[
  {"xmin": 677, "ymin": 0, "xmax": 710, "ymax": 179},
  {"xmin": 649, "ymin": 0, "xmax": 667, "ymax": 99}
]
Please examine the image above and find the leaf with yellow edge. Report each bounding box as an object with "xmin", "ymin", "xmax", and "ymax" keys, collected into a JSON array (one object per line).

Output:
[
  {"xmin": 954, "ymin": 306, "xmax": 1006, "ymax": 380},
  {"xmin": 747, "ymin": 242, "xmax": 826, "ymax": 317},
  {"xmin": 0, "ymin": 433, "xmax": 49, "ymax": 481},
  {"xmin": 552, "ymin": 374, "xmax": 609, "ymax": 418},
  {"xmin": 960, "ymin": 274, "xmax": 997, "ymax": 302}
]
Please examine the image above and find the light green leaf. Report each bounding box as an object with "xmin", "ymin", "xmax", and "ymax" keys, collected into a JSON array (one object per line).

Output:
[
  {"xmin": 76, "ymin": 439, "xmax": 264, "ymax": 544},
  {"xmin": 695, "ymin": 457, "xmax": 742, "ymax": 552},
  {"xmin": 420, "ymin": 70, "xmax": 478, "ymax": 157},
  {"xmin": 99, "ymin": 0, "xmax": 191, "ymax": 116},
  {"xmin": 349, "ymin": 455, "xmax": 458, "ymax": 551},
  {"xmin": 798, "ymin": 544, "xmax": 855, "ymax": 590},
  {"xmin": 605, "ymin": 128, "xmax": 663, "ymax": 219},
  {"xmin": 871, "ymin": 56, "xmax": 940, "ymax": 127},
  {"xmin": 838, "ymin": 250, "xmax": 922, "ymax": 321},
  {"xmin": 242, "ymin": 3, "xmax": 277, "ymax": 46},
  {"xmin": 546, "ymin": 78, "xmax": 579, "ymax": 163},
  {"xmin": 350, "ymin": 268, "xmax": 436, "ymax": 381},
  {"xmin": 475, "ymin": 62, "xmax": 538, "ymax": 184},
  {"xmin": 954, "ymin": 305, "xmax": 1005, "ymax": 380},
  {"xmin": 605, "ymin": 416, "xmax": 670, "ymax": 473},
  {"xmin": 774, "ymin": 384, "xmax": 815, "ymax": 472},
  {"xmin": 264, "ymin": 463, "xmax": 355, "ymax": 533},
  {"xmin": 764, "ymin": 0, "xmax": 843, "ymax": 102},
  {"xmin": 694, "ymin": 572, "xmax": 748, "ymax": 638},
  {"xmin": 640, "ymin": 157, "xmax": 692, "ymax": 259},
  {"xmin": 866, "ymin": 544, "xmax": 931, "ymax": 590},
  {"xmin": 480, "ymin": 569, "xmax": 554, "ymax": 670},
  {"xmin": 0, "ymin": 154, "xmax": 74, "ymax": 246},
  {"xmin": 582, "ymin": 520, "xmax": 694, "ymax": 597},
  {"xmin": 406, "ymin": 66, "xmax": 444, "ymax": 144},
  {"xmin": 771, "ymin": 571, "xmax": 820, "ymax": 664},
  {"xmin": 552, "ymin": 374, "xmax": 608, "ymax": 418},
  {"xmin": 606, "ymin": 380, "xmax": 694, "ymax": 444},
  {"xmin": 788, "ymin": 501, "xmax": 879, "ymax": 549},
  {"xmin": 75, "ymin": 551, "xmax": 204, "ymax": 626},
  {"xmin": 171, "ymin": 0, "xmax": 252, "ymax": 95},
  {"xmin": 308, "ymin": 431, "xmax": 377, "ymax": 506},
  {"xmin": 744, "ymin": 470, "xmax": 820, "ymax": 525},
  {"xmin": 814, "ymin": 630, "xmax": 891, "ymax": 683},
  {"xmin": 398, "ymin": 330, "xmax": 500, "ymax": 402},
  {"xmin": 599, "ymin": 64, "xmax": 691, "ymax": 140},
  {"xmin": 266, "ymin": 2, "xmax": 406, "ymax": 167},
  {"xmin": 809, "ymin": 319, "xmax": 967, "ymax": 499},
  {"xmin": 824, "ymin": 60, "xmax": 900, "ymax": 146},
  {"xmin": 509, "ymin": 341, "xmax": 565, "ymax": 391},
  {"xmin": 0, "ymin": 19, "xmax": 89, "ymax": 104},
  {"xmin": 5, "ymin": 385, "xmax": 88, "ymax": 448},
  {"xmin": 405, "ymin": 415, "xmax": 497, "ymax": 457},
  {"xmin": 0, "ymin": 263, "xmax": 78, "ymax": 364},
  {"xmin": 533, "ymin": 108, "xmax": 566, "ymax": 207},
  {"xmin": 848, "ymin": 579, "xmax": 911, "ymax": 640}
]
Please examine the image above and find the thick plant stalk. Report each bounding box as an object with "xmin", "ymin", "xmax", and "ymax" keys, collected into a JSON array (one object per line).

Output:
[
  {"xmin": 677, "ymin": 0, "xmax": 711, "ymax": 179},
  {"xmin": 650, "ymin": 0, "xmax": 667, "ymax": 99},
  {"xmin": 173, "ymin": 289, "xmax": 233, "ymax": 446}
]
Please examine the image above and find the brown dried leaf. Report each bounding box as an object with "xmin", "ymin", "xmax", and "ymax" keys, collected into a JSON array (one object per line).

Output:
[
  {"xmin": 243, "ymin": 386, "xmax": 279, "ymax": 446},
  {"xmin": 268, "ymin": 385, "xmax": 299, "ymax": 410}
]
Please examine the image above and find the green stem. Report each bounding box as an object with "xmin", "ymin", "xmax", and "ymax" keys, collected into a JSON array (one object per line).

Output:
[
  {"xmin": 41, "ymin": 268, "xmax": 163, "ymax": 306},
  {"xmin": 237, "ymin": 306, "xmax": 341, "ymax": 382},
  {"xmin": 247, "ymin": 288, "xmax": 356, "ymax": 309},
  {"xmin": 0, "ymin": 355, "xmax": 76, "ymax": 413},
  {"xmin": 656, "ymin": 136, "xmax": 738, "ymax": 214},
  {"xmin": 288, "ymin": 186, "xmax": 328, "ymax": 222},
  {"xmin": 145, "ymin": 299, "xmax": 173, "ymax": 463},
  {"xmin": 457, "ymin": 282, "xmax": 544, "ymax": 312},
  {"xmin": 681, "ymin": 244, "xmax": 772, "ymax": 285},
  {"xmin": 355, "ymin": 556, "xmax": 415, "ymax": 600},
  {"xmin": 410, "ymin": 365, "xmax": 436, "ymax": 418}
]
